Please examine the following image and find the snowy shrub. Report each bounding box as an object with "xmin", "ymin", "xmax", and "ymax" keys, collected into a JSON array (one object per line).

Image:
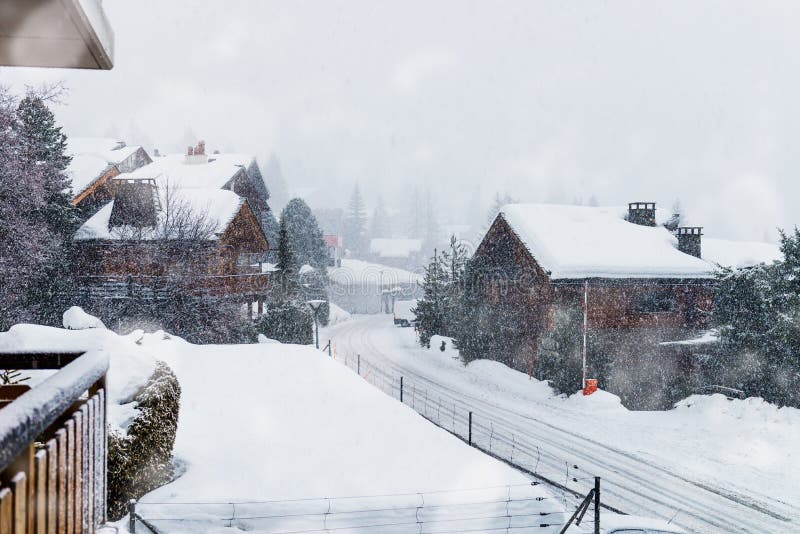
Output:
[
  {"xmin": 62, "ymin": 306, "xmax": 105, "ymax": 330},
  {"xmin": 712, "ymin": 229, "xmax": 799, "ymax": 407},
  {"xmin": 256, "ymin": 300, "xmax": 313, "ymax": 345},
  {"xmin": 107, "ymin": 360, "xmax": 181, "ymax": 520}
]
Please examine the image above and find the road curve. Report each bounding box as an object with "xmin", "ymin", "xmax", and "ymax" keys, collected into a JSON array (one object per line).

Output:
[{"xmin": 323, "ymin": 314, "xmax": 798, "ymax": 534}]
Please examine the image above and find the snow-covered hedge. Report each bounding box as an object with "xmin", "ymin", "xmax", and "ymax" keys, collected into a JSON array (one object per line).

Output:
[{"xmin": 107, "ymin": 360, "xmax": 181, "ymax": 519}]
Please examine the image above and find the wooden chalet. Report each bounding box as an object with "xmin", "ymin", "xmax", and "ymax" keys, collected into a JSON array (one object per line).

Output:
[
  {"xmin": 474, "ymin": 203, "xmax": 712, "ymax": 398},
  {"xmin": 72, "ymin": 142, "xmax": 273, "ymax": 313},
  {"xmin": 67, "ymin": 138, "xmax": 152, "ymax": 218}
]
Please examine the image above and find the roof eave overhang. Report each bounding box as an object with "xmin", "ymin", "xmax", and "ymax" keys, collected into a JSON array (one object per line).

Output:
[{"xmin": 0, "ymin": 0, "xmax": 114, "ymax": 70}]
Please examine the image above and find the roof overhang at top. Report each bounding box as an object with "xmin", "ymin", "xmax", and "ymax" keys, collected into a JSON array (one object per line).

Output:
[{"xmin": 0, "ymin": 0, "xmax": 114, "ymax": 70}]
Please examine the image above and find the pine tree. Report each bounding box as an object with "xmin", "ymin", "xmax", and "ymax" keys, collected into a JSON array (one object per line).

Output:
[
  {"xmin": 422, "ymin": 190, "xmax": 440, "ymax": 255},
  {"xmin": 263, "ymin": 153, "xmax": 289, "ymax": 211},
  {"xmin": 713, "ymin": 230, "xmax": 799, "ymax": 406},
  {"xmin": 343, "ymin": 183, "xmax": 368, "ymax": 257},
  {"xmin": 281, "ymin": 198, "xmax": 328, "ymax": 272},
  {"xmin": 276, "ymin": 214, "xmax": 296, "ymax": 293},
  {"xmin": 413, "ymin": 249, "xmax": 448, "ymax": 348},
  {"xmin": 370, "ymin": 195, "xmax": 389, "ymax": 239},
  {"xmin": 14, "ymin": 94, "xmax": 79, "ymax": 325},
  {"xmin": 440, "ymin": 235, "xmax": 468, "ymax": 334}
]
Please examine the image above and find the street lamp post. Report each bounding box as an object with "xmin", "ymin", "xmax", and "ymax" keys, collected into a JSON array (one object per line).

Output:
[{"xmin": 307, "ymin": 299, "xmax": 326, "ymax": 349}]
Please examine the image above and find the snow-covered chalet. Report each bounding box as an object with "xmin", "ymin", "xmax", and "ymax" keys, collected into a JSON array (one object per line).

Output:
[
  {"xmin": 72, "ymin": 142, "xmax": 274, "ymax": 308},
  {"xmin": 66, "ymin": 137, "xmax": 152, "ymax": 218},
  {"xmin": 474, "ymin": 202, "xmax": 781, "ymax": 404}
]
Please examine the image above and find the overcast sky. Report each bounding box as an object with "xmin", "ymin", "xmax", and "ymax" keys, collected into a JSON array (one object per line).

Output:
[{"xmin": 3, "ymin": 0, "xmax": 799, "ymax": 241}]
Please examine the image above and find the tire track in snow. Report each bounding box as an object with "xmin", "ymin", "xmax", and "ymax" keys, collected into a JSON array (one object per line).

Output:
[{"xmin": 325, "ymin": 315, "xmax": 798, "ymax": 534}]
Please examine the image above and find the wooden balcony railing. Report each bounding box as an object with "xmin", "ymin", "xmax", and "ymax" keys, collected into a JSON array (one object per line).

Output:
[
  {"xmin": 0, "ymin": 351, "xmax": 109, "ymax": 533},
  {"xmin": 75, "ymin": 273, "xmax": 272, "ymax": 300}
]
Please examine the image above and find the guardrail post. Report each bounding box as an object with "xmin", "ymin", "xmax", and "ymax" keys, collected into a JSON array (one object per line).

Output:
[
  {"xmin": 400, "ymin": 377, "xmax": 404, "ymax": 403},
  {"xmin": 594, "ymin": 477, "xmax": 600, "ymax": 534},
  {"xmin": 129, "ymin": 499, "xmax": 136, "ymax": 533},
  {"xmin": 468, "ymin": 411, "xmax": 472, "ymax": 445}
]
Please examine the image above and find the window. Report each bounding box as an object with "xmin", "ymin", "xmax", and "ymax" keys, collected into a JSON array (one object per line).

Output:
[{"xmin": 632, "ymin": 290, "xmax": 676, "ymax": 313}]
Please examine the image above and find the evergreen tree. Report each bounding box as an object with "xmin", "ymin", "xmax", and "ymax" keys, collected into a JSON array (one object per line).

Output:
[
  {"xmin": 343, "ymin": 183, "xmax": 368, "ymax": 256},
  {"xmin": 370, "ymin": 195, "xmax": 389, "ymax": 239},
  {"xmin": 439, "ymin": 235, "xmax": 468, "ymax": 333},
  {"xmin": 263, "ymin": 153, "xmax": 289, "ymax": 211},
  {"xmin": 408, "ymin": 186, "xmax": 423, "ymax": 239},
  {"xmin": 281, "ymin": 198, "xmax": 328, "ymax": 272},
  {"xmin": 713, "ymin": 230, "xmax": 798, "ymax": 406},
  {"xmin": 13, "ymin": 94, "xmax": 79, "ymax": 325},
  {"xmin": 422, "ymin": 190, "xmax": 440, "ymax": 254},
  {"xmin": 276, "ymin": 213, "xmax": 296, "ymax": 293},
  {"xmin": 413, "ymin": 249, "xmax": 448, "ymax": 348}
]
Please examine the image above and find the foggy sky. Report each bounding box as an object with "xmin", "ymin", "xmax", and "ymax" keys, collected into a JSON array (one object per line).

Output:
[{"xmin": 2, "ymin": 0, "xmax": 799, "ymax": 242}]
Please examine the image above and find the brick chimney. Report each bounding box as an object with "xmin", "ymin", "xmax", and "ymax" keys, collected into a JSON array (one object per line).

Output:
[
  {"xmin": 676, "ymin": 226, "xmax": 703, "ymax": 258},
  {"xmin": 185, "ymin": 140, "xmax": 208, "ymax": 164},
  {"xmin": 627, "ymin": 202, "xmax": 656, "ymax": 226}
]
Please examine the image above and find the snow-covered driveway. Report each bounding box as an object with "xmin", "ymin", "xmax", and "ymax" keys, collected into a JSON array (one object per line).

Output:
[{"xmin": 322, "ymin": 314, "xmax": 800, "ymax": 534}]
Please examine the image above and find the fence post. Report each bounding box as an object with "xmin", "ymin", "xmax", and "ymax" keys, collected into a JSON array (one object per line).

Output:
[
  {"xmin": 328, "ymin": 340, "xmax": 332, "ymax": 357},
  {"xmin": 594, "ymin": 477, "xmax": 600, "ymax": 534},
  {"xmin": 129, "ymin": 499, "xmax": 136, "ymax": 533},
  {"xmin": 357, "ymin": 354, "xmax": 361, "ymax": 375},
  {"xmin": 468, "ymin": 411, "xmax": 472, "ymax": 445},
  {"xmin": 400, "ymin": 377, "xmax": 404, "ymax": 403}
]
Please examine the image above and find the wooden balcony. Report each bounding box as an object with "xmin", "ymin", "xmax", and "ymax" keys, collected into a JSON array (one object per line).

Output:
[
  {"xmin": 0, "ymin": 351, "xmax": 108, "ymax": 533},
  {"xmin": 75, "ymin": 272, "xmax": 273, "ymax": 300}
]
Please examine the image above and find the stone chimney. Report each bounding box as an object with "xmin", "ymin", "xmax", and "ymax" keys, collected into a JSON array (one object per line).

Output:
[
  {"xmin": 676, "ymin": 226, "xmax": 703, "ymax": 258},
  {"xmin": 627, "ymin": 202, "xmax": 656, "ymax": 226}
]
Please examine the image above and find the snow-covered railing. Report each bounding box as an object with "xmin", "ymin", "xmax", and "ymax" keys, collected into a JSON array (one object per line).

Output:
[
  {"xmin": 75, "ymin": 272, "xmax": 272, "ymax": 299},
  {"xmin": 0, "ymin": 350, "xmax": 109, "ymax": 532}
]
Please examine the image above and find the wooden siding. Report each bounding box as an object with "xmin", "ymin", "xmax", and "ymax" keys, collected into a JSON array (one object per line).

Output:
[{"xmin": 475, "ymin": 214, "xmax": 714, "ymax": 333}]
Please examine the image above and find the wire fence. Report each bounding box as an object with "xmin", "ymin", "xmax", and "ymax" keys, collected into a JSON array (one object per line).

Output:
[
  {"xmin": 330, "ymin": 348, "xmax": 622, "ymax": 520},
  {"xmin": 131, "ymin": 484, "xmax": 572, "ymax": 533}
]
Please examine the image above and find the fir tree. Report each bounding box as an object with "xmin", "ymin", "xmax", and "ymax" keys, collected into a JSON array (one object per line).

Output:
[
  {"xmin": 13, "ymin": 94, "xmax": 79, "ymax": 325},
  {"xmin": 343, "ymin": 183, "xmax": 368, "ymax": 256},
  {"xmin": 370, "ymin": 195, "xmax": 389, "ymax": 239},
  {"xmin": 713, "ymin": 230, "xmax": 799, "ymax": 406},
  {"xmin": 413, "ymin": 249, "xmax": 448, "ymax": 348},
  {"xmin": 281, "ymin": 198, "xmax": 328, "ymax": 272},
  {"xmin": 263, "ymin": 153, "xmax": 289, "ymax": 210},
  {"xmin": 485, "ymin": 191, "xmax": 514, "ymax": 230},
  {"xmin": 422, "ymin": 190, "xmax": 440, "ymax": 255}
]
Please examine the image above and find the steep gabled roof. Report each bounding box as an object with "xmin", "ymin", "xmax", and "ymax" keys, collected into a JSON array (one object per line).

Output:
[
  {"xmin": 496, "ymin": 204, "xmax": 714, "ymax": 279},
  {"xmin": 118, "ymin": 153, "xmax": 253, "ymax": 191},
  {"xmin": 74, "ymin": 188, "xmax": 245, "ymax": 242},
  {"xmin": 66, "ymin": 137, "xmax": 145, "ymax": 197}
]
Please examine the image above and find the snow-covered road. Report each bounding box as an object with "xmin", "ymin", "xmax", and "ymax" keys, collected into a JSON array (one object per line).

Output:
[{"xmin": 322, "ymin": 314, "xmax": 800, "ymax": 534}]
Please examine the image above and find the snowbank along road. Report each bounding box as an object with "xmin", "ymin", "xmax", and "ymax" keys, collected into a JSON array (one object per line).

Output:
[{"xmin": 322, "ymin": 314, "xmax": 800, "ymax": 534}]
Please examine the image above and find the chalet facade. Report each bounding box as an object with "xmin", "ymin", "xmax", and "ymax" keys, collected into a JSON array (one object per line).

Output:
[
  {"xmin": 72, "ymin": 142, "xmax": 273, "ymax": 311},
  {"xmin": 474, "ymin": 202, "xmax": 781, "ymax": 407},
  {"xmin": 67, "ymin": 137, "xmax": 152, "ymax": 218}
]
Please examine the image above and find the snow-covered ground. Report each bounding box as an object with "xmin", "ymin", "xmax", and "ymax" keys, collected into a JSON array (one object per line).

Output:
[
  {"xmin": 1, "ymin": 316, "xmax": 572, "ymax": 533},
  {"xmin": 322, "ymin": 314, "xmax": 800, "ymax": 534}
]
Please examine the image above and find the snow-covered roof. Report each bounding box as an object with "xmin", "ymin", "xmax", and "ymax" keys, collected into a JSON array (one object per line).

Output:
[
  {"xmin": 702, "ymin": 238, "xmax": 782, "ymax": 269},
  {"xmin": 497, "ymin": 204, "xmax": 715, "ymax": 279},
  {"xmin": 66, "ymin": 137, "xmax": 144, "ymax": 196},
  {"xmin": 370, "ymin": 238, "xmax": 423, "ymax": 258},
  {"xmin": 328, "ymin": 259, "xmax": 423, "ymax": 286},
  {"xmin": 116, "ymin": 153, "xmax": 253, "ymax": 191},
  {"xmin": 74, "ymin": 188, "xmax": 244, "ymax": 241}
]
